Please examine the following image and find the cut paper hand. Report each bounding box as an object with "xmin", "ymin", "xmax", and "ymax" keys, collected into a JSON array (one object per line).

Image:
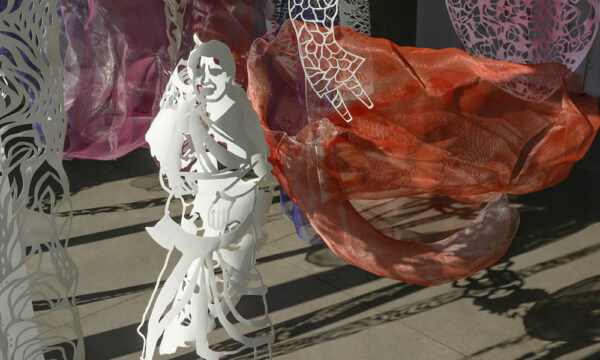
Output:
[
  {"xmin": 139, "ymin": 37, "xmax": 276, "ymax": 360},
  {"xmin": 289, "ymin": 0, "xmax": 373, "ymax": 122}
]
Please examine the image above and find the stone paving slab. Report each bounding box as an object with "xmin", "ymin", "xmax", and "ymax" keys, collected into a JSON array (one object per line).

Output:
[{"xmin": 42, "ymin": 149, "xmax": 600, "ymax": 359}]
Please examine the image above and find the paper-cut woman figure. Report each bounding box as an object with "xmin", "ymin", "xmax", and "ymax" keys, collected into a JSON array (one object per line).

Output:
[{"xmin": 139, "ymin": 38, "xmax": 275, "ymax": 360}]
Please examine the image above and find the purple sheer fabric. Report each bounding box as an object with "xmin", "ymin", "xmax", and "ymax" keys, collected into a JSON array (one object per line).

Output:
[
  {"xmin": 61, "ymin": 0, "xmax": 171, "ymax": 160},
  {"xmin": 61, "ymin": 0, "xmax": 275, "ymax": 160},
  {"xmin": 280, "ymin": 188, "xmax": 325, "ymax": 244}
]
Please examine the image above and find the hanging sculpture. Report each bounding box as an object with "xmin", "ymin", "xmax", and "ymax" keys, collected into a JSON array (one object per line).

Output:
[
  {"xmin": 0, "ymin": 0, "xmax": 84, "ymax": 358},
  {"xmin": 139, "ymin": 37, "xmax": 275, "ymax": 359},
  {"xmin": 446, "ymin": 0, "xmax": 600, "ymax": 69},
  {"xmin": 248, "ymin": 20, "xmax": 600, "ymax": 285},
  {"xmin": 446, "ymin": 0, "xmax": 600, "ymax": 101}
]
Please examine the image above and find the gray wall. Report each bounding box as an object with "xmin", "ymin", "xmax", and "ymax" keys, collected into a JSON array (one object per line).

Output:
[
  {"xmin": 582, "ymin": 33, "xmax": 600, "ymax": 97},
  {"xmin": 416, "ymin": 0, "xmax": 462, "ymax": 50}
]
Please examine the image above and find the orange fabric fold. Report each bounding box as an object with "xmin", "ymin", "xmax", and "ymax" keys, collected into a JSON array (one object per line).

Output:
[{"xmin": 247, "ymin": 21, "xmax": 600, "ymax": 285}]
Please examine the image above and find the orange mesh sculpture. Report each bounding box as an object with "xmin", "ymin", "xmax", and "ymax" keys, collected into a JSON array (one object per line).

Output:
[{"xmin": 247, "ymin": 21, "xmax": 600, "ymax": 286}]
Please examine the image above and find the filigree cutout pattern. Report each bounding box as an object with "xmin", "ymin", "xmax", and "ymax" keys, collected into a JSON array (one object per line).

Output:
[
  {"xmin": 446, "ymin": 0, "xmax": 600, "ymax": 101},
  {"xmin": 288, "ymin": 0, "xmax": 373, "ymax": 122},
  {"xmin": 339, "ymin": 0, "xmax": 371, "ymax": 35},
  {"xmin": 0, "ymin": 0, "xmax": 84, "ymax": 359}
]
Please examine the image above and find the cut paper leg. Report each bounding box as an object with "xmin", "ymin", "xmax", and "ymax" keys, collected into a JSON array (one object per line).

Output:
[{"xmin": 141, "ymin": 216, "xmax": 274, "ymax": 360}]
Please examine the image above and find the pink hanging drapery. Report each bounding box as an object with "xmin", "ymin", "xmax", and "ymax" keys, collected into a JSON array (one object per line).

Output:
[{"xmin": 61, "ymin": 0, "xmax": 272, "ymax": 160}]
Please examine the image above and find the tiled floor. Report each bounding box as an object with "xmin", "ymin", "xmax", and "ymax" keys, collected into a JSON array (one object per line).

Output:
[{"xmin": 56, "ymin": 149, "xmax": 599, "ymax": 360}]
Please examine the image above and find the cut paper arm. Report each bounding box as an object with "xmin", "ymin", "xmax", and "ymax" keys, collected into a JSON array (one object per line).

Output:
[{"xmin": 288, "ymin": 0, "xmax": 373, "ymax": 122}]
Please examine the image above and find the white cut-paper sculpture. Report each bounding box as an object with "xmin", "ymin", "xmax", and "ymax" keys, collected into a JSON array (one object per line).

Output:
[
  {"xmin": 288, "ymin": 0, "xmax": 373, "ymax": 122},
  {"xmin": 0, "ymin": 0, "xmax": 84, "ymax": 359},
  {"xmin": 140, "ymin": 37, "xmax": 276, "ymax": 360}
]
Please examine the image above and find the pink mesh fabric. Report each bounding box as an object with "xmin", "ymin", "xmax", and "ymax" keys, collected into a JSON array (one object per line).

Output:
[
  {"xmin": 446, "ymin": 0, "xmax": 600, "ymax": 101},
  {"xmin": 61, "ymin": 0, "xmax": 172, "ymax": 160}
]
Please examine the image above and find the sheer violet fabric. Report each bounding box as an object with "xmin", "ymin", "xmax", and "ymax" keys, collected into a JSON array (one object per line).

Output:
[
  {"xmin": 247, "ymin": 21, "xmax": 600, "ymax": 285},
  {"xmin": 280, "ymin": 188, "xmax": 325, "ymax": 244},
  {"xmin": 61, "ymin": 0, "xmax": 171, "ymax": 160},
  {"xmin": 61, "ymin": 0, "xmax": 273, "ymax": 160}
]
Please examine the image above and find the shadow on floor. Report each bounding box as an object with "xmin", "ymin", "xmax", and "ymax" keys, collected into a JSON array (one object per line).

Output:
[
  {"xmin": 64, "ymin": 148, "xmax": 159, "ymax": 196},
  {"xmin": 52, "ymin": 154, "xmax": 600, "ymax": 360}
]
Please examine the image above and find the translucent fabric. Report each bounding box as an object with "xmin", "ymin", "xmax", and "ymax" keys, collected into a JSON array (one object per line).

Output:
[
  {"xmin": 280, "ymin": 188, "xmax": 325, "ymax": 244},
  {"xmin": 60, "ymin": 0, "xmax": 273, "ymax": 160},
  {"xmin": 60, "ymin": 0, "xmax": 172, "ymax": 160},
  {"xmin": 247, "ymin": 21, "xmax": 600, "ymax": 285}
]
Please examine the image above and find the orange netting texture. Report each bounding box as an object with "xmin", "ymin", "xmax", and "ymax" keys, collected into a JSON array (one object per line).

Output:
[{"xmin": 247, "ymin": 21, "xmax": 600, "ymax": 285}]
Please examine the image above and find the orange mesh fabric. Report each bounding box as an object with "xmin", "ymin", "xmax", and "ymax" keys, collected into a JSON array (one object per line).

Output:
[{"xmin": 247, "ymin": 21, "xmax": 600, "ymax": 285}]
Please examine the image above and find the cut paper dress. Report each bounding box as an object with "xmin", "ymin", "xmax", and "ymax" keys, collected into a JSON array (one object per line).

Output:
[{"xmin": 247, "ymin": 21, "xmax": 600, "ymax": 286}]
